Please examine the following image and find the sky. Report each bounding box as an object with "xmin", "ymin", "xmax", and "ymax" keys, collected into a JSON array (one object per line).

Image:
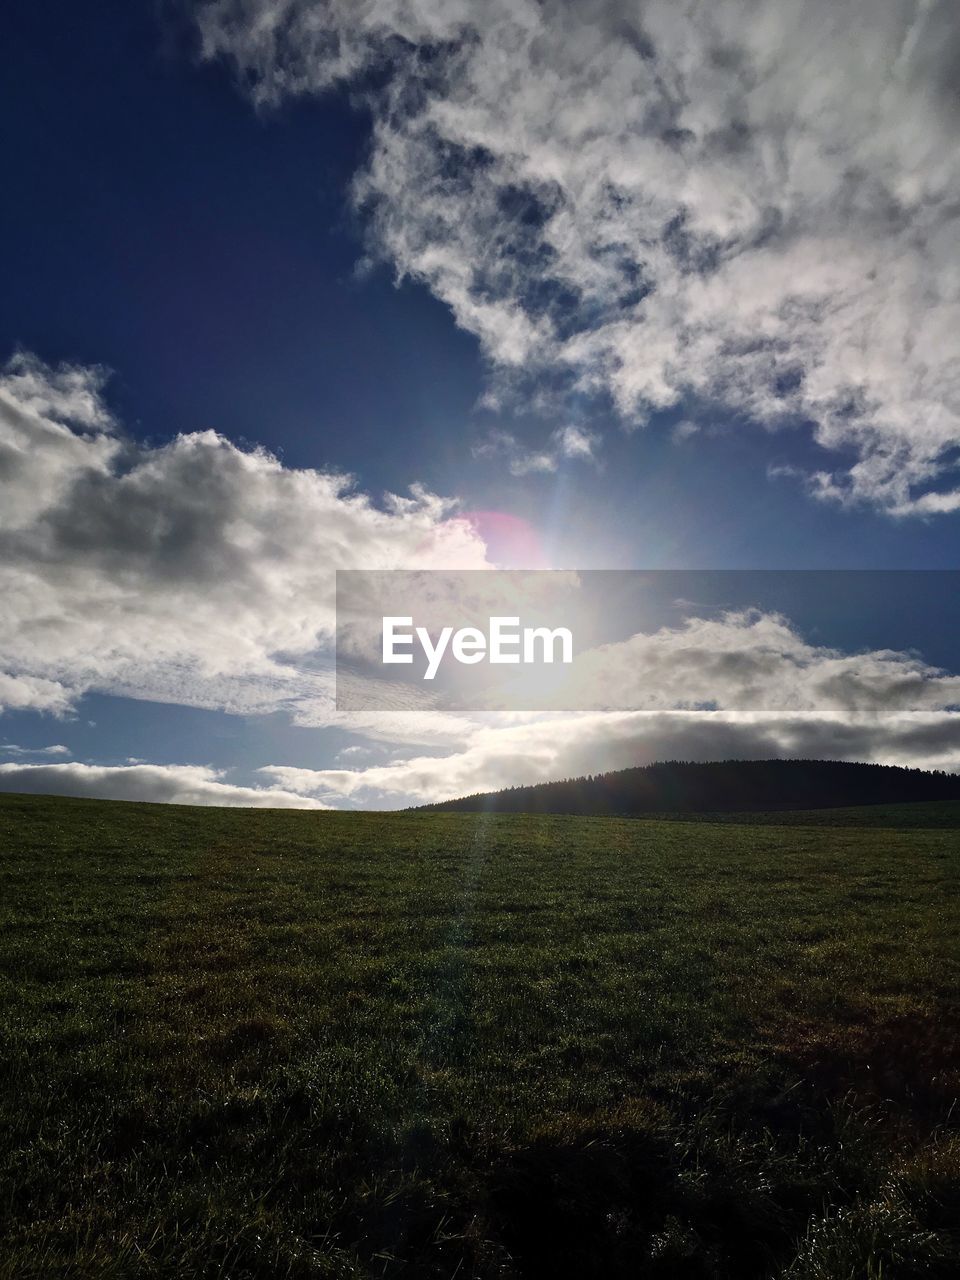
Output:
[{"xmin": 2, "ymin": 0, "xmax": 960, "ymax": 808}]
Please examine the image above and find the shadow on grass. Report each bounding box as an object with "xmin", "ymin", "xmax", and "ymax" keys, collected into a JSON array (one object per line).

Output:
[
  {"xmin": 486, "ymin": 1122, "xmax": 824, "ymax": 1280},
  {"xmin": 782, "ymin": 1008, "xmax": 960, "ymax": 1126}
]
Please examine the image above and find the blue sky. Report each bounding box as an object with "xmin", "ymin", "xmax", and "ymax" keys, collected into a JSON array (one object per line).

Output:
[{"xmin": 2, "ymin": 0, "xmax": 960, "ymax": 806}]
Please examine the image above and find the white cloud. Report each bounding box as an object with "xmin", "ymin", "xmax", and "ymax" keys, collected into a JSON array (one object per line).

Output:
[
  {"xmin": 0, "ymin": 352, "xmax": 490, "ymax": 719},
  {"xmin": 473, "ymin": 424, "xmax": 600, "ymax": 475},
  {"xmin": 560, "ymin": 610, "xmax": 960, "ymax": 716},
  {"xmin": 556, "ymin": 425, "xmax": 599, "ymax": 462},
  {"xmin": 259, "ymin": 609, "xmax": 960, "ymax": 806},
  {"xmin": 200, "ymin": 0, "xmax": 960, "ymax": 514},
  {"xmin": 0, "ymin": 742, "xmax": 70, "ymax": 757},
  {"xmin": 671, "ymin": 420, "xmax": 700, "ymax": 445},
  {"xmin": 261, "ymin": 709, "xmax": 960, "ymax": 808},
  {"xmin": 6, "ymin": 351, "xmax": 958, "ymax": 805},
  {"xmin": 0, "ymin": 672, "xmax": 75, "ymax": 716},
  {"xmin": 334, "ymin": 744, "xmax": 382, "ymax": 762},
  {"xmin": 473, "ymin": 430, "xmax": 558, "ymax": 476},
  {"xmin": 0, "ymin": 761, "xmax": 327, "ymax": 808}
]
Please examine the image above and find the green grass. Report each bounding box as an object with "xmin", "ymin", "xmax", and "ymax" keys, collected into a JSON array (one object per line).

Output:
[
  {"xmin": 633, "ymin": 799, "xmax": 960, "ymax": 829},
  {"xmin": 1, "ymin": 792, "xmax": 959, "ymax": 1278}
]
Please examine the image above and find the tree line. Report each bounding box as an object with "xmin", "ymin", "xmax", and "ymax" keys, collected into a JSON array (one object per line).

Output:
[{"xmin": 423, "ymin": 758, "xmax": 960, "ymax": 815}]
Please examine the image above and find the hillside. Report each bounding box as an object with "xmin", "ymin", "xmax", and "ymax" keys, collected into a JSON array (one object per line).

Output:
[{"xmin": 423, "ymin": 757, "xmax": 960, "ymax": 816}]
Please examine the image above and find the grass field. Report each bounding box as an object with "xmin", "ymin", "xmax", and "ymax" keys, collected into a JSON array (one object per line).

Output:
[{"xmin": 1, "ymin": 793, "xmax": 959, "ymax": 1278}]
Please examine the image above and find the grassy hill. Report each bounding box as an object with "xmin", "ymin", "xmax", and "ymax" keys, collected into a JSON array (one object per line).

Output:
[
  {"xmin": 424, "ymin": 758, "xmax": 960, "ymax": 817},
  {"xmin": 1, "ymin": 791, "xmax": 959, "ymax": 1277}
]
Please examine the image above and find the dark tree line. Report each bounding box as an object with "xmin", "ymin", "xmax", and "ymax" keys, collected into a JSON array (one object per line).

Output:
[{"xmin": 422, "ymin": 759, "xmax": 960, "ymax": 815}]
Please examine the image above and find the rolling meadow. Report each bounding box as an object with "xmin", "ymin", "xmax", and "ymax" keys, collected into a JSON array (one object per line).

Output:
[{"xmin": 1, "ymin": 793, "xmax": 959, "ymax": 1277}]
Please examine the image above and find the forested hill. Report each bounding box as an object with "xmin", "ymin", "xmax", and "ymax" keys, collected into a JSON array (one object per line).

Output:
[{"xmin": 421, "ymin": 759, "xmax": 960, "ymax": 815}]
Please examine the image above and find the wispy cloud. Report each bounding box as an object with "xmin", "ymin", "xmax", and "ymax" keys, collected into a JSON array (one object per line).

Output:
[
  {"xmin": 200, "ymin": 0, "xmax": 960, "ymax": 514},
  {"xmin": 0, "ymin": 743, "xmax": 70, "ymax": 757},
  {"xmin": 472, "ymin": 424, "xmax": 600, "ymax": 476},
  {"xmin": 670, "ymin": 420, "xmax": 700, "ymax": 446}
]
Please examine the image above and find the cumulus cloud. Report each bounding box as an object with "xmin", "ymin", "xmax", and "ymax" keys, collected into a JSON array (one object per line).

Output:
[
  {"xmin": 0, "ymin": 351, "xmax": 489, "ymax": 719},
  {"xmin": 0, "ymin": 672, "xmax": 75, "ymax": 716},
  {"xmin": 5, "ymin": 350, "xmax": 959, "ymax": 805},
  {"xmin": 200, "ymin": 0, "xmax": 960, "ymax": 514},
  {"xmin": 558, "ymin": 610, "xmax": 960, "ymax": 715},
  {"xmin": 0, "ymin": 761, "xmax": 327, "ymax": 808}
]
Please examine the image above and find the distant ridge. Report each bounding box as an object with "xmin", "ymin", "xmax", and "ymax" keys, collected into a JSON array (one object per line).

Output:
[{"xmin": 420, "ymin": 759, "xmax": 960, "ymax": 815}]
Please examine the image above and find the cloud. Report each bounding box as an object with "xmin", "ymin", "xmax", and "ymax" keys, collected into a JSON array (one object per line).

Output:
[
  {"xmin": 261, "ymin": 708, "xmax": 960, "ymax": 808},
  {"xmin": 5, "ymin": 604, "xmax": 954, "ymax": 809},
  {"xmin": 0, "ymin": 351, "xmax": 489, "ymax": 719},
  {"xmin": 259, "ymin": 607, "xmax": 960, "ymax": 804},
  {"xmin": 0, "ymin": 761, "xmax": 327, "ymax": 808},
  {"xmin": 560, "ymin": 610, "xmax": 960, "ymax": 716},
  {"xmin": 473, "ymin": 423, "xmax": 600, "ymax": 475},
  {"xmin": 473, "ymin": 430, "xmax": 557, "ymax": 476},
  {"xmin": 671, "ymin": 420, "xmax": 700, "ymax": 445},
  {"xmin": 555, "ymin": 425, "xmax": 599, "ymax": 462},
  {"xmin": 334, "ymin": 744, "xmax": 381, "ymax": 762},
  {"xmin": 0, "ymin": 672, "xmax": 75, "ymax": 716},
  {"xmin": 200, "ymin": 0, "xmax": 960, "ymax": 514},
  {"xmin": 333, "ymin": 595, "xmax": 960, "ymax": 718},
  {"xmin": 0, "ymin": 743, "xmax": 70, "ymax": 757}
]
